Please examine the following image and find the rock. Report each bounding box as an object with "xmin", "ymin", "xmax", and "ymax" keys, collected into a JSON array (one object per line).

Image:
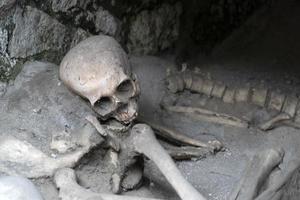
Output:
[
  {"xmin": 8, "ymin": 6, "xmax": 70, "ymax": 60},
  {"xmin": 94, "ymin": 7, "xmax": 119, "ymax": 36},
  {"xmin": 0, "ymin": 53, "xmax": 17, "ymax": 81},
  {"xmin": 70, "ymin": 28, "xmax": 92, "ymax": 48},
  {"xmin": 0, "ymin": 81, "xmax": 7, "ymax": 96},
  {"xmin": 127, "ymin": 2, "xmax": 182, "ymax": 55},
  {"xmin": 0, "ymin": 28, "xmax": 8, "ymax": 54},
  {"xmin": 51, "ymin": 0, "xmax": 90, "ymax": 13},
  {"xmin": 0, "ymin": 0, "xmax": 16, "ymax": 17},
  {"xmin": 0, "ymin": 176, "xmax": 43, "ymax": 200}
]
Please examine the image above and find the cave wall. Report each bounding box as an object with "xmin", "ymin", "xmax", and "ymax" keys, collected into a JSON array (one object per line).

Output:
[{"xmin": 0, "ymin": 0, "xmax": 273, "ymax": 82}]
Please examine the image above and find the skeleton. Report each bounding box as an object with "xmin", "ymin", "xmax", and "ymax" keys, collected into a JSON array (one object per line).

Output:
[
  {"xmin": 59, "ymin": 35, "xmax": 211, "ymax": 199},
  {"xmin": 166, "ymin": 69, "xmax": 300, "ymax": 131}
]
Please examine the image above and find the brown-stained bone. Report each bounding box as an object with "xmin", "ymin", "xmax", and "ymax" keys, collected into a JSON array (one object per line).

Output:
[
  {"xmin": 163, "ymin": 105, "xmax": 249, "ymax": 128},
  {"xmin": 130, "ymin": 124, "xmax": 207, "ymax": 200}
]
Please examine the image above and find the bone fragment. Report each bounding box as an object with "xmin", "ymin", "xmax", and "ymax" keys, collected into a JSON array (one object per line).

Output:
[
  {"xmin": 166, "ymin": 145, "xmax": 212, "ymax": 160},
  {"xmin": 138, "ymin": 118, "xmax": 223, "ymax": 151},
  {"xmin": 54, "ymin": 168, "xmax": 164, "ymax": 200},
  {"xmin": 190, "ymin": 75, "xmax": 204, "ymax": 93},
  {"xmin": 0, "ymin": 123, "xmax": 103, "ymax": 178},
  {"xmin": 251, "ymin": 88, "xmax": 268, "ymax": 107},
  {"xmin": 86, "ymin": 115, "xmax": 107, "ymax": 136},
  {"xmin": 211, "ymin": 82, "xmax": 226, "ymax": 98},
  {"xmin": 282, "ymin": 95, "xmax": 298, "ymax": 117},
  {"xmin": 229, "ymin": 148, "xmax": 284, "ymax": 200},
  {"xmin": 201, "ymin": 79, "xmax": 214, "ymax": 96},
  {"xmin": 163, "ymin": 105, "xmax": 249, "ymax": 128},
  {"xmin": 182, "ymin": 71, "xmax": 193, "ymax": 89},
  {"xmin": 268, "ymin": 92, "xmax": 286, "ymax": 111},
  {"xmin": 166, "ymin": 74, "xmax": 185, "ymax": 93},
  {"xmin": 235, "ymin": 87, "xmax": 250, "ymax": 102},
  {"xmin": 130, "ymin": 124, "xmax": 207, "ymax": 200},
  {"xmin": 223, "ymin": 88, "xmax": 235, "ymax": 104},
  {"xmin": 259, "ymin": 113, "xmax": 291, "ymax": 131}
]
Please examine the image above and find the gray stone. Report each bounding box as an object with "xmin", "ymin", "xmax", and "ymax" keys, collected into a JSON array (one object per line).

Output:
[
  {"xmin": 0, "ymin": 0, "xmax": 16, "ymax": 17},
  {"xmin": 9, "ymin": 6, "xmax": 69, "ymax": 59},
  {"xmin": 0, "ymin": 28, "xmax": 8, "ymax": 54},
  {"xmin": 51, "ymin": 0, "xmax": 90, "ymax": 13},
  {"xmin": 94, "ymin": 7, "xmax": 119, "ymax": 36},
  {"xmin": 70, "ymin": 28, "xmax": 91, "ymax": 49},
  {"xmin": 127, "ymin": 2, "xmax": 182, "ymax": 55}
]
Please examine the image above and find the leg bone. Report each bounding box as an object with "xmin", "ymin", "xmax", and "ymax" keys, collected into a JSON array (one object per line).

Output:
[
  {"xmin": 255, "ymin": 159, "xmax": 300, "ymax": 200},
  {"xmin": 230, "ymin": 148, "xmax": 284, "ymax": 200},
  {"xmin": 130, "ymin": 124, "xmax": 207, "ymax": 200}
]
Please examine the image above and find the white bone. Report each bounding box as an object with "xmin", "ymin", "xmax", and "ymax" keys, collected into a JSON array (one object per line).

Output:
[
  {"xmin": 54, "ymin": 168, "xmax": 165, "ymax": 200},
  {"xmin": 130, "ymin": 124, "xmax": 207, "ymax": 200}
]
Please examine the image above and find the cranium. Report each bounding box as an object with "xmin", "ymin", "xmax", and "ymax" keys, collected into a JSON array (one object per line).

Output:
[{"xmin": 60, "ymin": 35, "xmax": 139, "ymax": 124}]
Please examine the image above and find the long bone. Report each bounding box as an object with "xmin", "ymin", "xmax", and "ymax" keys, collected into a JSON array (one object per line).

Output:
[
  {"xmin": 137, "ymin": 117, "xmax": 223, "ymax": 151},
  {"xmin": 163, "ymin": 105, "xmax": 249, "ymax": 128},
  {"xmin": 229, "ymin": 148, "xmax": 284, "ymax": 200},
  {"xmin": 130, "ymin": 124, "xmax": 207, "ymax": 200},
  {"xmin": 255, "ymin": 159, "xmax": 300, "ymax": 200},
  {"xmin": 54, "ymin": 168, "xmax": 165, "ymax": 200}
]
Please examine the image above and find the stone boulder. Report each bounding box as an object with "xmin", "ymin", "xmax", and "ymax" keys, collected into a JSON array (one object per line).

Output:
[
  {"xmin": 9, "ymin": 6, "xmax": 70, "ymax": 60},
  {"xmin": 127, "ymin": 3, "xmax": 182, "ymax": 55}
]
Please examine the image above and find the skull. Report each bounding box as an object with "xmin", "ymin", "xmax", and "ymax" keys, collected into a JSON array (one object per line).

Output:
[{"xmin": 59, "ymin": 35, "xmax": 139, "ymax": 124}]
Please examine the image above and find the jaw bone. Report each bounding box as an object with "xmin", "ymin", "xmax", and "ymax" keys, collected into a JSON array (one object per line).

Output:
[
  {"xmin": 0, "ymin": 123, "xmax": 103, "ymax": 178},
  {"xmin": 54, "ymin": 168, "xmax": 165, "ymax": 200}
]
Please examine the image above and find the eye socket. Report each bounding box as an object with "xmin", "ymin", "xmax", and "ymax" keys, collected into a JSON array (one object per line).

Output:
[
  {"xmin": 93, "ymin": 96, "xmax": 115, "ymax": 116},
  {"xmin": 115, "ymin": 79, "xmax": 135, "ymax": 100}
]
